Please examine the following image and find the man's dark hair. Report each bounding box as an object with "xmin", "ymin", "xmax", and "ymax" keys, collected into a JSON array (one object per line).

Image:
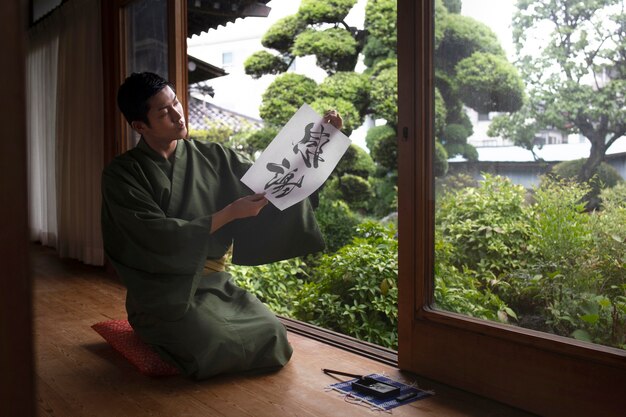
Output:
[{"xmin": 117, "ymin": 72, "xmax": 174, "ymax": 126}]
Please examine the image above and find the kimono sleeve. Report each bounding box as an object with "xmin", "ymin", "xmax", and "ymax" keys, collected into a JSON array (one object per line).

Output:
[
  {"xmin": 214, "ymin": 145, "xmax": 325, "ymax": 265},
  {"xmin": 101, "ymin": 162, "xmax": 213, "ymax": 276}
]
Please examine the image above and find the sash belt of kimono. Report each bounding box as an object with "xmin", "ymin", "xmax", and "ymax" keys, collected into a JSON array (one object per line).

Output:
[{"xmin": 203, "ymin": 255, "xmax": 227, "ymax": 274}]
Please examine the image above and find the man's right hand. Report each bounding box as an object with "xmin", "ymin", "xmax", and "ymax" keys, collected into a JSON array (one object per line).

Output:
[{"xmin": 210, "ymin": 193, "xmax": 268, "ymax": 233}]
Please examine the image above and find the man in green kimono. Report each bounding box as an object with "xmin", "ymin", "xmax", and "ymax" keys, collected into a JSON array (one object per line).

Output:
[{"xmin": 102, "ymin": 72, "xmax": 343, "ymax": 379}]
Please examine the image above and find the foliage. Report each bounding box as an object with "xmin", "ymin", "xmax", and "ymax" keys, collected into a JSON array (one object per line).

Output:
[
  {"xmin": 319, "ymin": 71, "xmax": 370, "ymax": 115},
  {"xmin": 435, "ymin": 174, "xmax": 626, "ymax": 349},
  {"xmin": 362, "ymin": 35, "xmax": 396, "ymax": 68},
  {"xmin": 435, "ymin": 13, "xmax": 505, "ymax": 73},
  {"xmin": 455, "ymin": 52, "xmax": 524, "ymax": 113},
  {"xmin": 442, "ymin": 0, "xmax": 462, "ymax": 13},
  {"xmin": 229, "ymin": 257, "xmax": 309, "ymax": 317},
  {"xmin": 261, "ymin": 15, "xmax": 306, "ymax": 53},
  {"xmin": 551, "ymin": 159, "xmax": 623, "ymax": 189},
  {"xmin": 235, "ymin": 126, "xmax": 279, "ymax": 160},
  {"xmin": 370, "ymin": 64, "xmax": 398, "ymax": 123},
  {"xmin": 370, "ymin": 128, "xmax": 397, "ymax": 171},
  {"xmin": 498, "ymin": 0, "xmax": 626, "ymax": 182},
  {"xmin": 339, "ymin": 174, "xmax": 375, "ymax": 211},
  {"xmin": 364, "ymin": 0, "xmax": 397, "ymax": 51},
  {"xmin": 244, "ymin": 51, "xmax": 289, "ymax": 79},
  {"xmin": 298, "ymin": 0, "xmax": 357, "ymax": 24},
  {"xmin": 369, "ymin": 175, "xmax": 398, "ymax": 217},
  {"xmin": 365, "ymin": 124, "xmax": 395, "ymax": 153},
  {"xmin": 434, "ymin": 141, "xmax": 449, "ymax": 177},
  {"xmin": 550, "ymin": 159, "xmax": 624, "ymax": 209},
  {"xmin": 433, "ymin": 4, "xmax": 521, "ymax": 167},
  {"xmin": 314, "ymin": 195, "xmax": 361, "ymax": 252},
  {"xmin": 437, "ymin": 174, "xmax": 531, "ymax": 277},
  {"xmin": 259, "ymin": 73, "xmax": 317, "ymax": 125},
  {"xmin": 442, "ymin": 123, "xmax": 469, "ymax": 147},
  {"xmin": 188, "ymin": 126, "xmax": 233, "ymax": 145},
  {"xmin": 310, "ymin": 97, "xmax": 360, "ymax": 136},
  {"xmin": 292, "ymin": 28, "xmax": 359, "ymax": 74},
  {"xmin": 527, "ymin": 178, "xmax": 590, "ymax": 266},
  {"xmin": 293, "ymin": 221, "xmax": 399, "ymax": 348},
  {"xmin": 600, "ymin": 182, "xmax": 626, "ymax": 209},
  {"xmin": 434, "ymin": 87, "xmax": 447, "ymax": 137},
  {"xmin": 334, "ymin": 143, "xmax": 376, "ymax": 179},
  {"xmin": 435, "ymin": 231, "xmax": 513, "ymax": 322}
]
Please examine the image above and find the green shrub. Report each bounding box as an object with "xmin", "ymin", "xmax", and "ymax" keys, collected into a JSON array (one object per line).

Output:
[
  {"xmin": 434, "ymin": 141, "xmax": 449, "ymax": 177},
  {"xmin": 369, "ymin": 176, "xmax": 397, "ymax": 217},
  {"xmin": 527, "ymin": 177, "xmax": 591, "ymax": 267},
  {"xmin": 334, "ymin": 143, "xmax": 376, "ymax": 179},
  {"xmin": 241, "ymin": 126, "xmax": 279, "ymax": 158},
  {"xmin": 600, "ymin": 181, "xmax": 626, "ymax": 209},
  {"xmin": 259, "ymin": 73, "xmax": 317, "ymax": 125},
  {"xmin": 310, "ymin": 97, "xmax": 360, "ymax": 136},
  {"xmin": 229, "ymin": 257, "xmax": 309, "ymax": 317},
  {"xmin": 434, "ymin": 88, "xmax": 447, "ymax": 137},
  {"xmin": 436, "ymin": 174, "xmax": 530, "ymax": 277},
  {"xmin": 442, "ymin": 123, "xmax": 470, "ymax": 146},
  {"xmin": 319, "ymin": 71, "xmax": 370, "ymax": 115},
  {"xmin": 339, "ymin": 174, "xmax": 375, "ymax": 211},
  {"xmin": 293, "ymin": 221, "xmax": 399, "ymax": 348},
  {"xmin": 364, "ymin": 0, "xmax": 397, "ymax": 51},
  {"xmin": 188, "ymin": 126, "xmax": 233, "ymax": 144},
  {"xmin": 552, "ymin": 160, "xmax": 623, "ymax": 187},
  {"xmin": 261, "ymin": 15, "xmax": 306, "ymax": 53},
  {"xmin": 365, "ymin": 124, "xmax": 395, "ymax": 153},
  {"xmin": 314, "ymin": 195, "xmax": 361, "ymax": 252},
  {"xmin": 370, "ymin": 64, "xmax": 398, "ymax": 124},
  {"xmin": 244, "ymin": 51, "xmax": 288, "ymax": 79},
  {"xmin": 298, "ymin": 0, "xmax": 357, "ymax": 24},
  {"xmin": 550, "ymin": 159, "xmax": 624, "ymax": 209},
  {"xmin": 434, "ymin": 231, "xmax": 514, "ymax": 322},
  {"xmin": 293, "ymin": 28, "xmax": 359, "ymax": 73}
]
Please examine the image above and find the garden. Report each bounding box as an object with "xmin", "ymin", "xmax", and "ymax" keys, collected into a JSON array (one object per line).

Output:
[{"xmin": 189, "ymin": 0, "xmax": 626, "ymax": 351}]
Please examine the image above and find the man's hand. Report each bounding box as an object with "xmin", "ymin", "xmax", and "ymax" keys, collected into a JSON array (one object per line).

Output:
[
  {"xmin": 210, "ymin": 193, "xmax": 268, "ymax": 233},
  {"xmin": 324, "ymin": 109, "xmax": 343, "ymax": 130}
]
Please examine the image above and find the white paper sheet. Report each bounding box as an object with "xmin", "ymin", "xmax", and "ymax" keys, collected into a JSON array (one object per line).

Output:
[{"xmin": 240, "ymin": 103, "xmax": 351, "ymax": 211}]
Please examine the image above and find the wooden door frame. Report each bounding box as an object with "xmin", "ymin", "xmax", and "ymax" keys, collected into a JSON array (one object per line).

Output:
[
  {"xmin": 0, "ymin": 0, "xmax": 35, "ymax": 416},
  {"xmin": 102, "ymin": 0, "xmax": 188, "ymax": 165},
  {"xmin": 396, "ymin": 1, "xmax": 626, "ymax": 416}
]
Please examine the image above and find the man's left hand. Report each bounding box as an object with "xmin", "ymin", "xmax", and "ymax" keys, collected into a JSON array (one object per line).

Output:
[{"xmin": 323, "ymin": 109, "xmax": 343, "ymax": 130}]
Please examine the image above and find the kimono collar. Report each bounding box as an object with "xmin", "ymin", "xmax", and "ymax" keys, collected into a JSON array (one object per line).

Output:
[{"xmin": 136, "ymin": 137, "xmax": 180, "ymax": 162}]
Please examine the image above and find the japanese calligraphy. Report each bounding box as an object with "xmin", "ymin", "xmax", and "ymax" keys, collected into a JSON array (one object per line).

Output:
[
  {"xmin": 292, "ymin": 123, "xmax": 331, "ymax": 169},
  {"xmin": 240, "ymin": 103, "xmax": 351, "ymax": 211},
  {"xmin": 264, "ymin": 158, "xmax": 305, "ymax": 198}
]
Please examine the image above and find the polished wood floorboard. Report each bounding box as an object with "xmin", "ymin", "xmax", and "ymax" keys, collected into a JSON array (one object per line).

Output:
[{"xmin": 33, "ymin": 244, "xmax": 535, "ymax": 417}]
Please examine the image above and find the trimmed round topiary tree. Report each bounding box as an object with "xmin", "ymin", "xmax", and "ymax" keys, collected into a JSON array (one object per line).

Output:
[{"xmin": 259, "ymin": 73, "xmax": 317, "ymax": 125}]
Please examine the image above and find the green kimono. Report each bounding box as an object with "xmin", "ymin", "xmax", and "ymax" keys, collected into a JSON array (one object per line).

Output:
[{"xmin": 101, "ymin": 138, "xmax": 324, "ymax": 379}]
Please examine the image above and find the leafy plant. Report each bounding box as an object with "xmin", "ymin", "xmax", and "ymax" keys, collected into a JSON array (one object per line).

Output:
[
  {"xmin": 229, "ymin": 257, "xmax": 309, "ymax": 317},
  {"xmin": 293, "ymin": 221, "xmax": 399, "ymax": 348}
]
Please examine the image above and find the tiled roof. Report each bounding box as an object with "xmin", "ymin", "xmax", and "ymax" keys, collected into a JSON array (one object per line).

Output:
[
  {"xmin": 188, "ymin": 0, "xmax": 271, "ymax": 37},
  {"xmin": 188, "ymin": 95, "xmax": 263, "ymax": 132}
]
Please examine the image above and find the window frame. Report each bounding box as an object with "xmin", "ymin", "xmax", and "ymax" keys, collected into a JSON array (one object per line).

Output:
[
  {"xmin": 396, "ymin": 1, "xmax": 626, "ymax": 415},
  {"xmin": 102, "ymin": 0, "xmax": 188, "ymax": 162}
]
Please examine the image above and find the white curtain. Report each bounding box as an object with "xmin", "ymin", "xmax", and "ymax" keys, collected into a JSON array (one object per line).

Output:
[
  {"xmin": 56, "ymin": 0, "xmax": 104, "ymax": 265},
  {"xmin": 26, "ymin": 0, "xmax": 104, "ymax": 266},
  {"xmin": 27, "ymin": 12, "xmax": 60, "ymax": 247}
]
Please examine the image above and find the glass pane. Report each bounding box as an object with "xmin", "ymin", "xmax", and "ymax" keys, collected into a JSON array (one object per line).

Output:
[
  {"xmin": 187, "ymin": 0, "xmax": 399, "ymax": 349},
  {"xmin": 433, "ymin": 0, "xmax": 626, "ymax": 351},
  {"xmin": 124, "ymin": 0, "xmax": 169, "ymax": 147}
]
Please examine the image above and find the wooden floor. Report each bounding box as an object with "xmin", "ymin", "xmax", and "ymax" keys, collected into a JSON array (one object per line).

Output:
[{"xmin": 33, "ymin": 244, "xmax": 536, "ymax": 417}]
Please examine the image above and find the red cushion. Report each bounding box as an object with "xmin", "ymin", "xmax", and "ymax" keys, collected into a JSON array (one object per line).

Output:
[{"xmin": 91, "ymin": 319, "xmax": 179, "ymax": 376}]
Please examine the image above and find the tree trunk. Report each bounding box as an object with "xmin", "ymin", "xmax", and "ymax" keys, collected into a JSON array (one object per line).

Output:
[{"xmin": 580, "ymin": 131, "xmax": 606, "ymax": 183}]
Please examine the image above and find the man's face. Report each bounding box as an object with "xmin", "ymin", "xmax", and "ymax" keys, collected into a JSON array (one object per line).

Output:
[{"xmin": 132, "ymin": 86, "xmax": 187, "ymax": 143}]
